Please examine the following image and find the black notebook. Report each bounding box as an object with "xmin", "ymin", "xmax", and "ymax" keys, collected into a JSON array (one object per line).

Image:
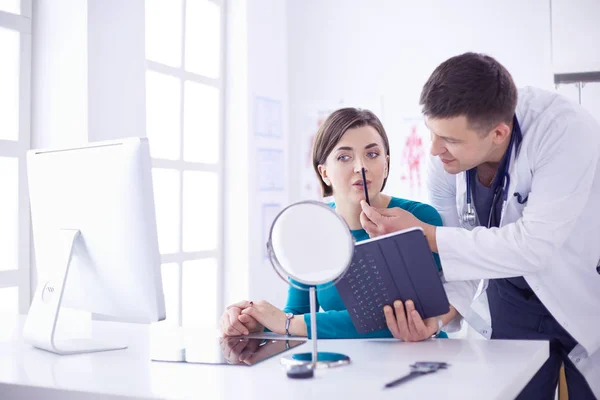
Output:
[{"xmin": 335, "ymin": 227, "xmax": 450, "ymax": 334}]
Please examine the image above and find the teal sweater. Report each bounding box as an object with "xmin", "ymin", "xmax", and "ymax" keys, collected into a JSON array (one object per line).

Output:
[{"xmin": 283, "ymin": 196, "xmax": 447, "ymax": 339}]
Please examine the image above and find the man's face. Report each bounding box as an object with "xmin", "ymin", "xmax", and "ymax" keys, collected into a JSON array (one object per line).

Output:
[{"xmin": 426, "ymin": 115, "xmax": 496, "ymax": 174}]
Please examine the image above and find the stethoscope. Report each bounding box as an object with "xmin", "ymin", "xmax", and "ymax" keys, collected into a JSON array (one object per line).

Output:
[{"xmin": 463, "ymin": 115, "xmax": 523, "ymax": 228}]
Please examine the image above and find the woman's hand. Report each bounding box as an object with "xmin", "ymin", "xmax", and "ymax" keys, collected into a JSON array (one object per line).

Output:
[
  {"xmin": 383, "ymin": 300, "xmax": 457, "ymax": 342},
  {"xmin": 219, "ymin": 337, "xmax": 260, "ymax": 364},
  {"xmin": 219, "ymin": 337, "xmax": 291, "ymax": 365},
  {"xmin": 220, "ymin": 301, "xmax": 264, "ymax": 336},
  {"xmin": 240, "ymin": 300, "xmax": 289, "ymax": 335},
  {"xmin": 237, "ymin": 339, "xmax": 291, "ymax": 365}
]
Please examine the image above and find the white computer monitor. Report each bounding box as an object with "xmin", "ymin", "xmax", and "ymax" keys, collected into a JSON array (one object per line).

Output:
[{"xmin": 24, "ymin": 137, "xmax": 166, "ymax": 355}]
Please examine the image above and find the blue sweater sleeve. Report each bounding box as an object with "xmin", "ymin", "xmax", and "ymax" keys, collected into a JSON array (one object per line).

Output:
[
  {"xmin": 283, "ymin": 284, "xmax": 313, "ymax": 315},
  {"xmin": 302, "ymin": 310, "xmax": 393, "ymax": 339},
  {"xmin": 283, "ymin": 284, "xmax": 392, "ymax": 339}
]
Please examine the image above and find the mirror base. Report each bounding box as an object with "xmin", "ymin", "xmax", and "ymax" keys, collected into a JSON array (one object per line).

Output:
[{"xmin": 280, "ymin": 352, "xmax": 350, "ymax": 369}]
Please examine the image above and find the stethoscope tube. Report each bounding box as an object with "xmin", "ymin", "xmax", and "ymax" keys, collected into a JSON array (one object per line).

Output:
[
  {"xmin": 464, "ymin": 170, "xmax": 477, "ymax": 225},
  {"xmin": 464, "ymin": 116, "xmax": 522, "ymax": 227}
]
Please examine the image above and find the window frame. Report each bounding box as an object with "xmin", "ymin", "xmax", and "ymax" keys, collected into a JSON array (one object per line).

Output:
[
  {"xmin": 145, "ymin": 0, "xmax": 226, "ymax": 327},
  {"xmin": 0, "ymin": 0, "xmax": 32, "ymax": 315}
]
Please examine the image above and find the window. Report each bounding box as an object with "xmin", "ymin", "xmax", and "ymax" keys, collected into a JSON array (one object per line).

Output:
[
  {"xmin": 0, "ymin": 0, "xmax": 31, "ymax": 316},
  {"xmin": 145, "ymin": 0, "xmax": 224, "ymax": 329}
]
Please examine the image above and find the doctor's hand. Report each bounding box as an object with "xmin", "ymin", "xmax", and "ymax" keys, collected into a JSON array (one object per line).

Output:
[
  {"xmin": 360, "ymin": 201, "xmax": 438, "ymax": 252},
  {"xmin": 220, "ymin": 302, "xmax": 264, "ymax": 336},
  {"xmin": 384, "ymin": 300, "xmax": 440, "ymax": 342}
]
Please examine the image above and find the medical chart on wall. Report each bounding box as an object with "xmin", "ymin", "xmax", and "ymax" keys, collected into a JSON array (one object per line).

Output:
[
  {"xmin": 385, "ymin": 117, "xmax": 431, "ymax": 203},
  {"xmin": 257, "ymin": 148, "xmax": 285, "ymax": 192},
  {"xmin": 253, "ymin": 95, "xmax": 287, "ymax": 261},
  {"xmin": 255, "ymin": 96, "xmax": 283, "ymax": 138},
  {"xmin": 300, "ymin": 109, "xmax": 333, "ymax": 201}
]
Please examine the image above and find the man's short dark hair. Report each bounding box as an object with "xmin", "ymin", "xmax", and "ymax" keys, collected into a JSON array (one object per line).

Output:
[{"xmin": 419, "ymin": 52, "xmax": 518, "ymax": 134}]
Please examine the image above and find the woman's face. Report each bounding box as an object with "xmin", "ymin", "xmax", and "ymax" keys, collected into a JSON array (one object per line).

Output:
[{"xmin": 318, "ymin": 125, "xmax": 389, "ymax": 204}]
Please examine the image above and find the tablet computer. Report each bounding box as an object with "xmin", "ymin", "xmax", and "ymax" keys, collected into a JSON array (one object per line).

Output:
[
  {"xmin": 151, "ymin": 336, "xmax": 306, "ymax": 366},
  {"xmin": 335, "ymin": 227, "xmax": 450, "ymax": 334}
]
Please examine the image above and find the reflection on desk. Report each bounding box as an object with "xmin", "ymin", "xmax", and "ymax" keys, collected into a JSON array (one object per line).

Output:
[{"xmin": 151, "ymin": 336, "xmax": 306, "ymax": 366}]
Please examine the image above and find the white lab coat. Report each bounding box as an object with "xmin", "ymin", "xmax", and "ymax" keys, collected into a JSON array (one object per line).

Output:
[{"xmin": 428, "ymin": 86, "xmax": 600, "ymax": 396}]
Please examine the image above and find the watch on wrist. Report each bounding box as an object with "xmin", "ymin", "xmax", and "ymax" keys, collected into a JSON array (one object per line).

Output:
[{"xmin": 285, "ymin": 312, "xmax": 294, "ymax": 336}]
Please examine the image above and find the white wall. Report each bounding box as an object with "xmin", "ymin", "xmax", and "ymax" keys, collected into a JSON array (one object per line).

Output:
[
  {"xmin": 87, "ymin": 0, "xmax": 146, "ymax": 142},
  {"xmin": 31, "ymin": 0, "xmax": 88, "ymax": 150},
  {"xmin": 287, "ymin": 0, "xmax": 554, "ymax": 204},
  {"xmin": 552, "ymin": 0, "xmax": 600, "ymax": 73},
  {"xmin": 247, "ymin": 0, "xmax": 289, "ymax": 307},
  {"xmin": 30, "ymin": 0, "xmax": 146, "ymax": 298},
  {"xmin": 224, "ymin": 0, "xmax": 290, "ymax": 308},
  {"xmin": 30, "ymin": 0, "xmax": 88, "ymax": 295}
]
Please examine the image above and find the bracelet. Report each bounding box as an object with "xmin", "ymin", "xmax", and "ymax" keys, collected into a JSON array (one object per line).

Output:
[{"xmin": 284, "ymin": 312, "xmax": 294, "ymax": 336}]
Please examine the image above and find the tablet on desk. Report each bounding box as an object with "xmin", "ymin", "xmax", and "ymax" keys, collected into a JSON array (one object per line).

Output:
[
  {"xmin": 335, "ymin": 227, "xmax": 450, "ymax": 334},
  {"xmin": 151, "ymin": 336, "xmax": 305, "ymax": 366}
]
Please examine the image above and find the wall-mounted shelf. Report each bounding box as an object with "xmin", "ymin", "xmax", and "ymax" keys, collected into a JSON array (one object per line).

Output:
[
  {"xmin": 554, "ymin": 72, "xmax": 600, "ymax": 105},
  {"xmin": 554, "ymin": 72, "xmax": 600, "ymax": 85}
]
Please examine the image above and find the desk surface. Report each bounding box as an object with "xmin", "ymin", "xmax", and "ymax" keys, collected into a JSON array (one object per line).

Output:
[{"xmin": 0, "ymin": 315, "xmax": 548, "ymax": 400}]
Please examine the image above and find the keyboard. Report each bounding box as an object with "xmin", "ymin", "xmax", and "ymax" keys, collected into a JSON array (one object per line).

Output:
[{"xmin": 343, "ymin": 250, "xmax": 392, "ymax": 333}]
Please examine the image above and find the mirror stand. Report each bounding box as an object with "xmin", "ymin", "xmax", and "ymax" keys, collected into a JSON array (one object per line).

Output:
[
  {"xmin": 267, "ymin": 201, "xmax": 354, "ymax": 372},
  {"xmin": 280, "ymin": 286, "xmax": 350, "ymax": 369}
]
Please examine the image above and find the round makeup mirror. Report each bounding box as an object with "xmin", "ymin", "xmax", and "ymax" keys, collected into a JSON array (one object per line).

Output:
[{"xmin": 266, "ymin": 201, "xmax": 354, "ymax": 371}]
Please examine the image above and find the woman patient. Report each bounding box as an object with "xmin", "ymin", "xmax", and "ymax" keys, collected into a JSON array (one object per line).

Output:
[{"xmin": 220, "ymin": 107, "xmax": 450, "ymax": 341}]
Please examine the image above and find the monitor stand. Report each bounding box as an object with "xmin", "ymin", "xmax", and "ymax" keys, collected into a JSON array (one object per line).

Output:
[{"xmin": 23, "ymin": 229, "xmax": 127, "ymax": 355}]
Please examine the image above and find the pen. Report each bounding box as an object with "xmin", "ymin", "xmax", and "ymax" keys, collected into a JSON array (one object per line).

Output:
[
  {"xmin": 384, "ymin": 362, "xmax": 448, "ymax": 388},
  {"xmin": 361, "ymin": 167, "xmax": 370, "ymax": 206},
  {"xmin": 384, "ymin": 370, "xmax": 435, "ymax": 389}
]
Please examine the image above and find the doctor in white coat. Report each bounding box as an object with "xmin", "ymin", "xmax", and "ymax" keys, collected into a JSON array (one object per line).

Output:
[{"xmin": 360, "ymin": 53, "xmax": 600, "ymax": 399}]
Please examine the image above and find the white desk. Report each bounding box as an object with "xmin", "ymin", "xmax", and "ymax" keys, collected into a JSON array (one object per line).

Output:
[{"xmin": 0, "ymin": 316, "xmax": 548, "ymax": 400}]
